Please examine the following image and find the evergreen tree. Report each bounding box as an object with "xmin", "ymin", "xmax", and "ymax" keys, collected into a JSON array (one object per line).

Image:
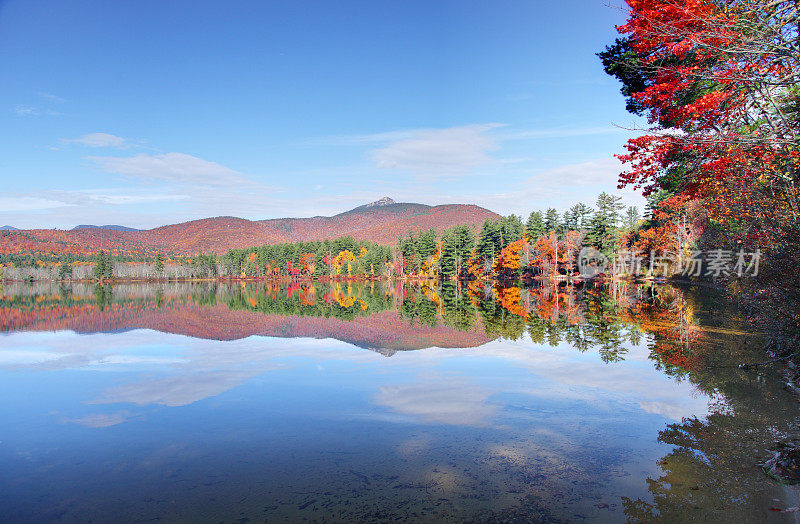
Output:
[
  {"xmin": 94, "ymin": 250, "xmax": 114, "ymax": 281},
  {"xmin": 499, "ymin": 215, "xmax": 524, "ymax": 249},
  {"xmin": 154, "ymin": 253, "xmax": 165, "ymax": 276},
  {"xmin": 574, "ymin": 202, "xmax": 593, "ymax": 230},
  {"xmin": 644, "ymin": 189, "xmax": 672, "ymax": 219},
  {"xmin": 440, "ymin": 225, "xmax": 475, "ymax": 277},
  {"xmin": 477, "ymin": 220, "xmax": 501, "ymax": 264},
  {"xmin": 564, "ymin": 206, "xmax": 579, "ymax": 231},
  {"xmin": 399, "ymin": 233, "xmax": 419, "ymax": 272},
  {"xmin": 588, "ymin": 193, "xmax": 624, "ymax": 253},
  {"xmin": 416, "ymin": 229, "xmax": 437, "ymax": 262},
  {"xmin": 195, "ymin": 254, "xmax": 217, "ymax": 277},
  {"xmin": 544, "ymin": 208, "xmax": 561, "ymax": 233},
  {"xmin": 525, "ymin": 211, "xmax": 544, "ymax": 240},
  {"xmin": 623, "ymin": 206, "xmax": 640, "ymax": 230},
  {"xmin": 58, "ymin": 255, "xmax": 73, "ymax": 281}
]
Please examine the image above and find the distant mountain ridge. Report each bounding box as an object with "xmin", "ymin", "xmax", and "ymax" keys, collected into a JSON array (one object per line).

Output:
[
  {"xmin": 0, "ymin": 225, "xmax": 18, "ymax": 231},
  {"xmin": 1, "ymin": 198, "xmax": 500, "ymax": 255},
  {"xmin": 360, "ymin": 196, "xmax": 395, "ymax": 209},
  {"xmin": 72, "ymin": 225, "xmax": 141, "ymax": 232}
]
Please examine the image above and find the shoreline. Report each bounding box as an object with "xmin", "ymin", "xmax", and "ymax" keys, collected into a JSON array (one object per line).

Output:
[{"xmin": 1, "ymin": 274, "xmax": 701, "ymax": 285}]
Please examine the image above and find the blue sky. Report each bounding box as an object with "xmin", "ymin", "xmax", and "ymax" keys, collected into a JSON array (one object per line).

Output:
[{"xmin": 0, "ymin": 0, "xmax": 645, "ymax": 229}]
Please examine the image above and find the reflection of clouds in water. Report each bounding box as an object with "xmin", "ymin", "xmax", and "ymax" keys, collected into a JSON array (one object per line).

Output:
[
  {"xmin": 487, "ymin": 444, "xmax": 531, "ymax": 466},
  {"xmin": 0, "ymin": 349, "xmax": 69, "ymax": 366},
  {"xmin": 0, "ymin": 330, "xmax": 188, "ymax": 371},
  {"xmin": 94, "ymin": 369, "xmax": 277, "ymax": 407},
  {"xmin": 65, "ymin": 411, "xmax": 132, "ymax": 428},
  {"xmin": 386, "ymin": 338, "xmax": 712, "ymax": 422},
  {"xmin": 0, "ymin": 328, "xmax": 713, "ymax": 423},
  {"xmin": 638, "ymin": 400, "xmax": 702, "ymax": 421},
  {"xmin": 396, "ymin": 434, "xmax": 435, "ymax": 457},
  {"xmin": 0, "ymin": 331, "xmax": 383, "ymax": 413},
  {"xmin": 375, "ymin": 377, "xmax": 498, "ymax": 426}
]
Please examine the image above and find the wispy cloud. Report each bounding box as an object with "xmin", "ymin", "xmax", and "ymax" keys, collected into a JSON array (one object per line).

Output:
[
  {"xmin": 13, "ymin": 105, "xmax": 60, "ymax": 117},
  {"xmin": 375, "ymin": 378, "xmax": 498, "ymax": 426},
  {"xmin": 61, "ymin": 132, "xmax": 129, "ymax": 148},
  {"xmin": 379, "ymin": 157, "xmax": 647, "ymax": 216},
  {"xmin": 500, "ymin": 125, "xmax": 627, "ymax": 140},
  {"xmin": 370, "ymin": 124, "xmax": 503, "ymax": 177},
  {"xmin": 0, "ymin": 190, "xmax": 190, "ymax": 225},
  {"xmin": 524, "ymin": 157, "xmax": 628, "ymax": 187},
  {"xmin": 65, "ymin": 411, "xmax": 132, "ymax": 428},
  {"xmin": 312, "ymin": 123, "xmax": 624, "ymax": 147},
  {"xmin": 96, "ymin": 370, "xmax": 263, "ymax": 407},
  {"xmin": 89, "ymin": 152, "xmax": 248, "ymax": 186},
  {"xmin": 38, "ymin": 92, "xmax": 67, "ymax": 103},
  {"xmin": 41, "ymin": 188, "xmax": 190, "ymax": 206},
  {"xmin": 0, "ymin": 196, "xmax": 67, "ymax": 212}
]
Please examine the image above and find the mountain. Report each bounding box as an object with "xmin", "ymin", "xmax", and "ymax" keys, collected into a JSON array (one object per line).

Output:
[
  {"xmin": 0, "ymin": 225, "xmax": 18, "ymax": 231},
  {"xmin": 3, "ymin": 302, "xmax": 495, "ymax": 352},
  {"xmin": 359, "ymin": 196, "xmax": 395, "ymax": 209},
  {"xmin": 72, "ymin": 225, "xmax": 141, "ymax": 232},
  {"xmin": 1, "ymin": 199, "xmax": 500, "ymax": 255}
]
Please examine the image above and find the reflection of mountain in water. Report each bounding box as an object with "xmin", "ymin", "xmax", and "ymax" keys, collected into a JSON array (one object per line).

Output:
[
  {"xmin": 3, "ymin": 280, "xmax": 800, "ymax": 521},
  {"xmin": 0, "ymin": 282, "xmax": 496, "ymax": 352}
]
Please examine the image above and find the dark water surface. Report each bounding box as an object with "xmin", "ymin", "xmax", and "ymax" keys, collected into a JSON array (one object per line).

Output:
[{"xmin": 0, "ymin": 281, "xmax": 798, "ymax": 522}]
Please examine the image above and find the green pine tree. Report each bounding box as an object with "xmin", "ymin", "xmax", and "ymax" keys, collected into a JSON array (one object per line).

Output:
[
  {"xmin": 525, "ymin": 211, "xmax": 544, "ymax": 240},
  {"xmin": 624, "ymin": 206, "xmax": 640, "ymax": 230},
  {"xmin": 588, "ymin": 193, "xmax": 624, "ymax": 253},
  {"xmin": 544, "ymin": 208, "xmax": 561, "ymax": 233},
  {"xmin": 94, "ymin": 250, "xmax": 114, "ymax": 281},
  {"xmin": 154, "ymin": 253, "xmax": 165, "ymax": 276}
]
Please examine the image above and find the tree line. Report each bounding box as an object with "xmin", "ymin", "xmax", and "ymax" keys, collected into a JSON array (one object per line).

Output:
[
  {"xmin": 3, "ymin": 192, "xmax": 643, "ymax": 283},
  {"xmin": 597, "ymin": 0, "xmax": 800, "ymax": 352}
]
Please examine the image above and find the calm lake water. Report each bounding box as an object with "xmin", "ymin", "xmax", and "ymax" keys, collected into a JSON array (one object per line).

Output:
[{"xmin": 0, "ymin": 281, "xmax": 798, "ymax": 522}]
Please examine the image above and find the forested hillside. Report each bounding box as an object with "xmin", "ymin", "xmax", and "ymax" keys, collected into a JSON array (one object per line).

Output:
[{"xmin": 0, "ymin": 200, "xmax": 499, "ymax": 257}]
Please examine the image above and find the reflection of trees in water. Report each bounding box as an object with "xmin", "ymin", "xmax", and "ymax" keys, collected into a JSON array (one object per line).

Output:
[
  {"xmin": 422, "ymin": 281, "xmax": 798, "ymax": 519},
  {"xmin": 623, "ymin": 367, "xmax": 799, "ymax": 521},
  {"xmin": 0, "ymin": 280, "xmax": 747, "ymax": 366},
  {"xmin": 1, "ymin": 280, "xmax": 797, "ymax": 517},
  {"xmin": 619, "ymin": 288, "xmax": 799, "ymax": 521}
]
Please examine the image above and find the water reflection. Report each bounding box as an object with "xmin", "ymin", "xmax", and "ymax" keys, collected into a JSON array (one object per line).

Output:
[{"xmin": 0, "ymin": 280, "xmax": 798, "ymax": 521}]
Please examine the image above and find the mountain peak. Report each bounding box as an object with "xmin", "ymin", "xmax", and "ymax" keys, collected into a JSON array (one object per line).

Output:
[
  {"xmin": 364, "ymin": 197, "xmax": 396, "ymax": 208},
  {"xmin": 72, "ymin": 224, "xmax": 140, "ymax": 232}
]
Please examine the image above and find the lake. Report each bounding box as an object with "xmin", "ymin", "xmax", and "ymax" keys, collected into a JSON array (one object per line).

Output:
[{"xmin": 0, "ymin": 281, "xmax": 798, "ymax": 522}]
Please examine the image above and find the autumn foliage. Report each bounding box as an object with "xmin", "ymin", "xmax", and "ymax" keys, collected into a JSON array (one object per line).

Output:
[{"xmin": 605, "ymin": 0, "xmax": 800, "ymax": 259}]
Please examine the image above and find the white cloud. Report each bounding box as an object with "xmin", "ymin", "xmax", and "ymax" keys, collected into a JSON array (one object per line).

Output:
[
  {"xmin": 89, "ymin": 152, "xmax": 246, "ymax": 186},
  {"xmin": 501, "ymin": 125, "xmax": 627, "ymax": 140},
  {"xmin": 62, "ymin": 132, "xmax": 128, "ymax": 148},
  {"xmin": 81, "ymin": 191, "xmax": 189, "ymax": 206},
  {"xmin": 311, "ymin": 123, "xmax": 624, "ymax": 147},
  {"xmin": 14, "ymin": 106, "xmax": 38, "ymax": 116},
  {"xmin": 66, "ymin": 411, "xmax": 132, "ymax": 428},
  {"xmin": 96, "ymin": 370, "xmax": 262, "ymax": 407},
  {"xmin": 375, "ymin": 378, "xmax": 498, "ymax": 426},
  {"xmin": 405, "ymin": 157, "xmax": 647, "ymax": 216},
  {"xmin": 0, "ymin": 190, "xmax": 188, "ymax": 214},
  {"xmin": 0, "ymin": 196, "xmax": 67, "ymax": 212},
  {"xmin": 525, "ymin": 157, "xmax": 626, "ymax": 187},
  {"xmin": 41, "ymin": 188, "xmax": 190, "ymax": 206},
  {"xmin": 370, "ymin": 124, "xmax": 502, "ymax": 176},
  {"xmin": 13, "ymin": 105, "xmax": 60, "ymax": 117},
  {"xmin": 38, "ymin": 92, "xmax": 67, "ymax": 103}
]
